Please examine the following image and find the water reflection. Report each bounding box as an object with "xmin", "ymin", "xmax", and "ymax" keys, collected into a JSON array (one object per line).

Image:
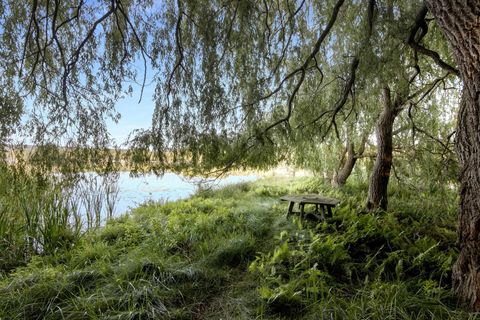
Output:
[{"xmin": 82, "ymin": 172, "xmax": 257, "ymax": 219}]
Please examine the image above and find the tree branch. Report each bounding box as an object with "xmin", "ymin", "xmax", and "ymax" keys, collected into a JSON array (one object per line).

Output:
[
  {"xmin": 262, "ymin": 0, "xmax": 346, "ymax": 134},
  {"xmin": 406, "ymin": 4, "xmax": 459, "ymax": 77}
]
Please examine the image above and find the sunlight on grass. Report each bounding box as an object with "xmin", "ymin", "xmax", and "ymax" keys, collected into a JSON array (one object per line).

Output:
[{"xmin": 0, "ymin": 176, "xmax": 474, "ymax": 319}]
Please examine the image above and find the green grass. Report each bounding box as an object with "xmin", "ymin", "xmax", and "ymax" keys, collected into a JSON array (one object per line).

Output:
[
  {"xmin": 0, "ymin": 176, "xmax": 476, "ymax": 319},
  {"xmin": 0, "ymin": 165, "xmax": 83, "ymax": 273},
  {"xmin": 0, "ymin": 166, "xmax": 121, "ymax": 273}
]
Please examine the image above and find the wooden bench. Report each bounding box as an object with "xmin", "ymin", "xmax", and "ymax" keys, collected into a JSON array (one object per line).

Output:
[{"xmin": 280, "ymin": 194, "xmax": 340, "ymax": 220}]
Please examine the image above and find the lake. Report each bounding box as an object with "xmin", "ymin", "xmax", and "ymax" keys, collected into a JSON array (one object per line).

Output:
[{"xmin": 77, "ymin": 172, "xmax": 257, "ymax": 220}]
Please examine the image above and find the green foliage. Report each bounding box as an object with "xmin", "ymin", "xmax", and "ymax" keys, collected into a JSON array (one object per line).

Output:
[
  {"xmin": 208, "ymin": 235, "xmax": 257, "ymax": 268},
  {"xmin": 0, "ymin": 165, "xmax": 123, "ymax": 273},
  {"xmin": 0, "ymin": 178, "xmax": 471, "ymax": 319},
  {"xmin": 0, "ymin": 180, "xmax": 282, "ymax": 319},
  {"xmin": 0, "ymin": 165, "xmax": 82, "ymax": 272},
  {"xmin": 249, "ymin": 179, "xmax": 462, "ymax": 318},
  {"xmin": 0, "ymin": 0, "xmax": 459, "ymax": 178}
]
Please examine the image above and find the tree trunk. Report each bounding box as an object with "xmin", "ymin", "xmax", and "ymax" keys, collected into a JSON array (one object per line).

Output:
[
  {"xmin": 332, "ymin": 142, "xmax": 356, "ymax": 187},
  {"xmin": 332, "ymin": 135, "xmax": 367, "ymax": 187},
  {"xmin": 426, "ymin": 0, "xmax": 480, "ymax": 310},
  {"xmin": 366, "ymin": 86, "xmax": 401, "ymax": 211}
]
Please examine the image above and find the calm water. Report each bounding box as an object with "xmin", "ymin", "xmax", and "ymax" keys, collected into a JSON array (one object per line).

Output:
[{"xmin": 107, "ymin": 172, "xmax": 257, "ymax": 216}]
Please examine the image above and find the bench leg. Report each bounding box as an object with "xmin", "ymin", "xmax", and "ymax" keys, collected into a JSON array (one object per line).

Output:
[
  {"xmin": 300, "ymin": 203, "xmax": 305, "ymax": 218},
  {"xmin": 327, "ymin": 205, "xmax": 333, "ymax": 217},
  {"xmin": 320, "ymin": 205, "xmax": 326, "ymax": 220},
  {"xmin": 287, "ymin": 201, "xmax": 294, "ymax": 217}
]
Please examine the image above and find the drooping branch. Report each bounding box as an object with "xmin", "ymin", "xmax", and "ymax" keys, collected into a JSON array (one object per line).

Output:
[
  {"xmin": 61, "ymin": 0, "xmax": 118, "ymax": 107},
  {"xmin": 19, "ymin": 0, "xmax": 150, "ymax": 113},
  {"xmin": 165, "ymin": 0, "xmax": 185, "ymax": 113},
  {"xmin": 311, "ymin": 0, "xmax": 375, "ymax": 138},
  {"xmin": 115, "ymin": 0, "xmax": 152, "ymax": 103},
  {"xmin": 203, "ymin": 0, "xmax": 350, "ymax": 175},
  {"xmin": 406, "ymin": 4, "xmax": 459, "ymax": 77},
  {"xmin": 261, "ymin": 0, "xmax": 346, "ymax": 134},
  {"xmin": 310, "ymin": 57, "xmax": 359, "ymax": 134},
  {"xmin": 20, "ymin": 0, "xmax": 39, "ymax": 78},
  {"xmin": 407, "ymin": 103, "xmax": 454, "ymax": 154},
  {"xmin": 406, "ymin": 74, "xmax": 456, "ymax": 155}
]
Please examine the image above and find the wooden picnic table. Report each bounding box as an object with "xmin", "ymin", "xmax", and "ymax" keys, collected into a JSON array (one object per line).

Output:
[{"xmin": 280, "ymin": 194, "xmax": 340, "ymax": 220}]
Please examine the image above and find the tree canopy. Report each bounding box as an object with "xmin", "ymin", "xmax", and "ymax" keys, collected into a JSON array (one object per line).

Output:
[{"xmin": 0, "ymin": 0, "xmax": 457, "ymax": 173}]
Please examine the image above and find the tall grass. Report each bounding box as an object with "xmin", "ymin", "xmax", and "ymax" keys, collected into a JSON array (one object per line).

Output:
[
  {"xmin": 0, "ymin": 165, "xmax": 120, "ymax": 273},
  {"xmin": 0, "ymin": 176, "xmax": 472, "ymax": 319},
  {"xmin": 75, "ymin": 172, "xmax": 120, "ymax": 228}
]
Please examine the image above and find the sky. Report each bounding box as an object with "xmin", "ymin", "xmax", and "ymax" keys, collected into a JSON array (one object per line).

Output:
[{"xmin": 107, "ymin": 81, "xmax": 156, "ymax": 146}]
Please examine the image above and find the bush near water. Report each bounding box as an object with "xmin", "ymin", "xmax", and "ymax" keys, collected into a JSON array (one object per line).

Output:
[{"xmin": 0, "ymin": 171, "xmax": 470, "ymax": 319}]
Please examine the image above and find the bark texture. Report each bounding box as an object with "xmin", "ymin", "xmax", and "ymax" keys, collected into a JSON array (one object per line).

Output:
[
  {"xmin": 425, "ymin": 0, "xmax": 480, "ymax": 310},
  {"xmin": 366, "ymin": 86, "xmax": 401, "ymax": 211},
  {"xmin": 332, "ymin": 135, "xmax": 367, "ymax": 187}
]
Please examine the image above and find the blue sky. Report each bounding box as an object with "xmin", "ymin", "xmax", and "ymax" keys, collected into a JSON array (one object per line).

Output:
[{"xmin": 107, "ymin": 76, "xmax": 157, "ymax": 146}]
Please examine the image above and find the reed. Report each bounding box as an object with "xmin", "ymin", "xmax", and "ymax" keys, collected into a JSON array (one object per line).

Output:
[{"xmin": 0, "ymin": 165, "xmax": 120, "ymax": 273}]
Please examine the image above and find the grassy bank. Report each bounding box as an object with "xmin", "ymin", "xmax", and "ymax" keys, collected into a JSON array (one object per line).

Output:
[{"xmin": 0, "ymin": 177, "xmax": 475, "ymax": 319}]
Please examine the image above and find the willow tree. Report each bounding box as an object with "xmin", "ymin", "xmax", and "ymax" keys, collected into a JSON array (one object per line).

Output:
[
  {"xmin": 0, "ymin": 0, "xmax": 150, "ymax": 171},
  {"xmin": 424, "ymin": 0, "xmax": 480, "ymax": 310},
  {"xmin": 1, "ymin": 0, "xmax": 479, "ymax": 309}
]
